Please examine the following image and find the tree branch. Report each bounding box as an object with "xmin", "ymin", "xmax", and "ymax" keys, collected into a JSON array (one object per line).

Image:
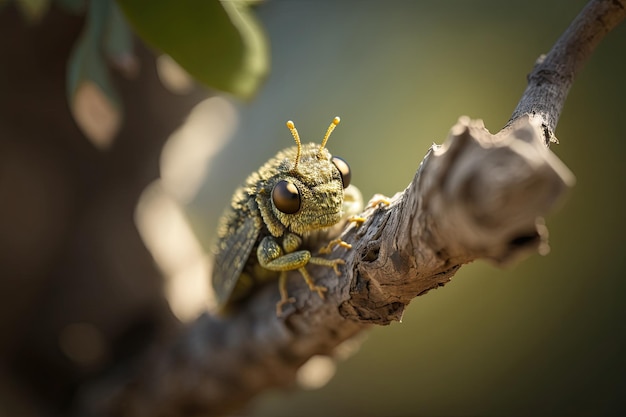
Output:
[
  {"xmin": 84, "ymin": 1, "xmax": 625, "ymax": 416},
  {"xmin": 505, "ymin": 0, "xmax": 626, "ymax": 145}
]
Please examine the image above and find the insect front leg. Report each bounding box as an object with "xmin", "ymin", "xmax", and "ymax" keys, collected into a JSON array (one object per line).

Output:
[
  {"xmin": 257, "ymin": 235, "xmax": 329, "ymax": 315},
  {"xmin": 257, "ymin": 235, "xmax": 311, "ymax": 271}
]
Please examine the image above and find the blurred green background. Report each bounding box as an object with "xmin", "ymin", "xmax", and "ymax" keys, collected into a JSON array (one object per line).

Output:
[{"xmin": 188, "ymin": 1, "xmax": 626, "ymax": 416}]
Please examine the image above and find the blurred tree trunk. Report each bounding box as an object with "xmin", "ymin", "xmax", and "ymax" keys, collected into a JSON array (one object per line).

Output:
[{"xmin": 0, "ymin": 6, "xmax": 203, "ymax": 415}]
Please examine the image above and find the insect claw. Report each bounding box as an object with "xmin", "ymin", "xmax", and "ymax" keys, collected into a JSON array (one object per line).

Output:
[
  {"xmin": 312, "ymin": 285, "xmax": 328, "ymax": 299},
  {"xmin": 347, "ymin": 196, "xmax": 390, "ymax": 228},
  {"xmin": 298, "ymin": 266, "xmax": 329, "ymax": 299},
  {"xmin": 348, "ymin": 215, "xmax": 367, "ymax": 226},
  {"xmin": 276, "ymin": 296, "xmax": 296, "ymax": 316},
  {"xmin": 367, "ymin": 194, "xmax": 391, "ymax": 208},
  {"xmin": 318, "ymin": 238, "xmax": 352, "ymax": 254},
  {"xmin": 332, "ymin": 259, "xmax": 345, "ymax": 276}
]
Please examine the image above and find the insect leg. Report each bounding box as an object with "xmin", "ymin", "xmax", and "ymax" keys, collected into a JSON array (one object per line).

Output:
[
  {"xmin": 308, "ymin": 257, "xmax": 345, "ymax": 276},
  {"xmin": 318, "ymin": 238, "xmax": 352, "ymax": 254},
  {"xmin": 276, "ymin": 271, "xmax": 296, "ymax": 316},
  {"xmin": 297, "ymin": 267, "xmax": 328, "ymax": 299},
  {"xmin": 347, "ymin": 195, "xmax": 391, "ymax": 226}
]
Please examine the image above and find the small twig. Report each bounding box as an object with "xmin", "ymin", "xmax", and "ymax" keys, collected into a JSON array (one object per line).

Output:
[{"xmin": 505, "ymin": 0, "xmax": 626, "ymax": 145}]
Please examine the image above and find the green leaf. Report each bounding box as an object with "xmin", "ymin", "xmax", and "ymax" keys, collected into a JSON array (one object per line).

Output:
[
  {"xmin": 67, "ymin": 0, "xmax": 123, "ymax": 147},
  {"xmin": 103, "ymin": 3, "xmax": 134, "ymax": 59},
  {"xmin": 103, "ymin": 3, "xmax": 138, "ymax": 77},
  {"xmin": 117, "ymin": 0, "xmax": 269, "ymax": 100}
]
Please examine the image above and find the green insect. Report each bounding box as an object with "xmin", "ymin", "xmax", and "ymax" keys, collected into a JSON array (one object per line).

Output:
[{"xmin": 211, "ymin": 117, "xmax": 363, "ymax": 315}]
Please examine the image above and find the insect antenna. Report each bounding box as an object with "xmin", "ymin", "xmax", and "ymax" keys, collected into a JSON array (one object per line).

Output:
[
  {"xmin": 318, "ymin": 116, "xmax": 341, "ymax": 158},
  {"xmin": 286, "ymin": 120, "xmax": 302, "ymax": 171}
]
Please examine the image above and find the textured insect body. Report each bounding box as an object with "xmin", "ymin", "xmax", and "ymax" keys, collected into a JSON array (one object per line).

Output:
[{"xmin": 212, "ymin": 117, "xmax": 362, "ymax": 315}]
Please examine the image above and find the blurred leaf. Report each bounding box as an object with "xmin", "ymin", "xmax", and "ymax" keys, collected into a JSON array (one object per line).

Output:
[
  {"xmin": 156, "ymin": 54, "xmax": 194, "ymax": 94},
  {"xmin": 103, "ymin": 3, "xmax": 138, "ymax": 78},
  {"xmin": 117, "ymin": 0, "xmax": 269, "ymax": 100},
  {"xmin": 16, "ymin": 0, "xmax": 50, "ymax": 22},
  {"xmin": 71, "ymin": 81, "xmax": 122, "ymax": 149},
  {"xmin": 67, "ymin": 0, "xmax": 122, "ymax": 148},
  {"xmin": 54, "ymin": 0, "xmax": 85, "ymax": 14},
  {"xmin": 103, "ymin": 3, "xmax": 133, "ymax": 57},
  {"xmin": 221, "ymin": 0, "xmax": 269, "ymax": 99}
]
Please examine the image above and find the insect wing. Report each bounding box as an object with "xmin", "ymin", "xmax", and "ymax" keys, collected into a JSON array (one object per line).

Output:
[{"xmin": 211, "ymin": 214, "xmax": 259, "ymax": 306}]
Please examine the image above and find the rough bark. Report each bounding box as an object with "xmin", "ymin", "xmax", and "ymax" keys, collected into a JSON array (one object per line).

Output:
[
  {"xmin": 83, "ymin": 1, "xmax": 624, "ymax": 416},
  {"xmin": 505, "ymin": 0, "xmax": 626, "ymax": 144}
]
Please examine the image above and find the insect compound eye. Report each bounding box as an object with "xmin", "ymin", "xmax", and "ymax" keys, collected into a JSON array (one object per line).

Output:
[
  {"xmin": 272, "ymin": 180, "xmax": 301, "ymax": 214},
  {"xmin": 331, "ymin": 156, "xmax": 351, "ymax": 189}
]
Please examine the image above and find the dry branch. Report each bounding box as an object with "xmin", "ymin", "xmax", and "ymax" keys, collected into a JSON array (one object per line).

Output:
[
  {"xmin": 505, "ymin": 0, "xmax": 626, "ymax": 144},
  {"xmin": 84, "ymin": 1, "xmax": 626, "ymax": 416}
]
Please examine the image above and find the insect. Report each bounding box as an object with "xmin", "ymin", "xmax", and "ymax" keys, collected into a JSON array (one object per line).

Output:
[{"xmin": 211, "ymin": 117, "xmax": 363, "ymax": 315}]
